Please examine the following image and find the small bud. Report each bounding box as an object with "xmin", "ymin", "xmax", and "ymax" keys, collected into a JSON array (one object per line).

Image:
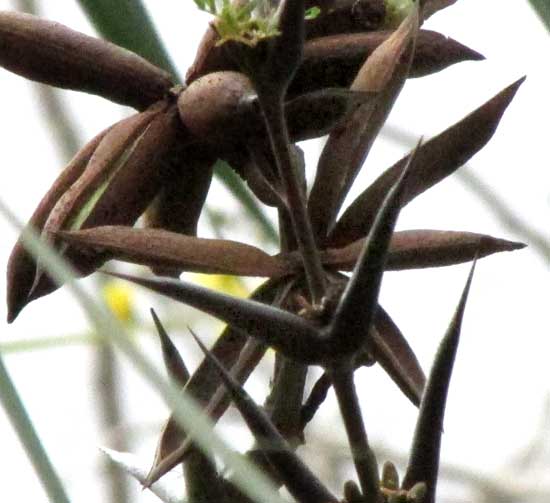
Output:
[
  {"xmin": 382, "ymin": 461, "xmax": 400, "ymax": 490},
  {"xmin": 407, "ymin": 481, "xmax": 427, "ymax": 502},
  {"xmin": 343, "ymin": 480, "xmax": 362, "ymax": 502},
  {"xmin": 0, "ymin": 11, "xmax": 173, "ymax": 109}
]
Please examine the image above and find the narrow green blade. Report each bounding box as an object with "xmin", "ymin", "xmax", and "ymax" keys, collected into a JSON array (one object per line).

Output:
[{"xmin": 76, "ymin": 0, "xmax": 177, "ymax": 77}]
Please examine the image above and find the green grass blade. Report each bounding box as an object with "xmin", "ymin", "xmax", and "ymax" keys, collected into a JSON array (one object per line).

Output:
[
  {"xmin": 0, "ymin": 355, "xmax": 72, "ymax": 503},
  {"xmin": 0, "ymin": 198, "xmax": 287, "ymax": 503},
  {"xmin": 0, "ymin": 333, "xmax": 100, "ymax": 353},
  {"xmin": 75, "ymin": 0, "xmax": 178, "ymax": 78},
  {"xmin": 215, "ymin": 160, "xmax": 279, "ymax": 245},
  {"xmin": 527, "ymin": 0, "xmax": 550, "ymax": 32}
]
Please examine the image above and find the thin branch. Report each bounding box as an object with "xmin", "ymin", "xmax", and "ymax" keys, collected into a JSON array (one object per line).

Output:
[
  {"xmin": 258, "ymin": 92, "xmax": 327, "ymax": 305},
  {"xmin": 330, "ymin": 367, "xmax": 381, "ymax": 503}
]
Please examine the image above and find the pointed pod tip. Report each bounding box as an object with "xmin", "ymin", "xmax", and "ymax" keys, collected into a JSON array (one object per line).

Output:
[
  {"xmin": 478, "ymin": 235, "xmax": 527, "ymax": 254},
  {"xmin": 504, "ymin": 75, "xmax": 527, "ymax": 97},
  {"xmin": 6, "ymin": 306, "xmax": 20, "ymax": 324}
]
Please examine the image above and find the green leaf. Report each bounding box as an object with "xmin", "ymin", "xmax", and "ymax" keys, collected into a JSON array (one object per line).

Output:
[
  {"xmin": 528, "ymin": 0, "xmax": 550, "ymax": 32},
  {"xmin": 214, "ymin": 161, "xmax": 279, "ymax": 245},
  {"xmin": 0, "ymin": 355, "xmax": 71, "ymax": 503},
  {"xmin": 76, "ymin": 0, "xmax": 178, "ymax": 78},
  {"xmin": 304, "ymin": 6, "xmax": 321, "ymax": 20}
]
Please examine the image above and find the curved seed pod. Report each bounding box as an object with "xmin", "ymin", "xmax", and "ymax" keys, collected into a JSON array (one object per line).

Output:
[
  {"xmin": 371, "ymin": 306, "xmax": 425, "ymax": 407},
  {"xmin": 79, "ymin": 106, "xmax": 183, "ymax": 229},
  {"xmin": 144, "ymin": 146, "xmax": 214, "ymax": 237},
  {"xmin": 329, "ymin": 77, "xmax": 525, "ymax": 247},
  {"xmin": 41, "ymin": 108, "xmax": 163, "ymax": 247},
  {"xmin": 286, "ymin": 88, "xmax": 372, "ymax": 141},
  {"xmin": 58, "ymin": 226, "xmax": 290, "ymax": 278},
  {"xmin": 309, "ymin": 8, "xmax": 418, "ymax": 242},
  {"xmin": 289, "ymin": 29, "xmax": 482, "ymax": 97},
  {"xmin": 0, "ymin": 12, "xmax": 173, "ymax": 110},
  {"xmin": 144, "ymin": 146, "xmax": 215, "ymax": 276},
  {"xmin": 6, "ymin": 126, "xmax": 110, "ymax": 323},
  {"xmin": 317, "ymin": 230, "xmax": 525, "ymax": 271},
  {"xmin": 30, "ymin": 103, "xmax": 188, "ymax": 304}
]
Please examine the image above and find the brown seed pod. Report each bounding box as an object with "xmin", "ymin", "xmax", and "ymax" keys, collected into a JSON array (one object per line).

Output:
[
  {"xmin": 0, "ymin": 11, "xmax": 173, "ymax": 110},
  {"xmin": 26, "ymin": 102, "xmax": 188, "ymax": 310},
  {"xmin": 289, "ymin": 29, "xmax": 483, "ymax": 97},
  {"xmin": 177, "ymin": 71, "xmax": 257, "ymax": 142},
  {"xmin": 6, "ymin": 127, "xmax": 109, "ymax": 323}
]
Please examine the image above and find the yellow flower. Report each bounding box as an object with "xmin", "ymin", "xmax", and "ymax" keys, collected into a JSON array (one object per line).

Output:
[
  {"xmin": 102, "ymin": 280, "xmax": 135, "ymax": 323},
  {"xmin": 190, "ymin": 273, "xmax": 251, "ymax": 299}
]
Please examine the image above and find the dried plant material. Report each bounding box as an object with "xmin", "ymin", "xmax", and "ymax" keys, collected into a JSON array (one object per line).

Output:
[
  {"xmin": 328, "ymin": 147, "xmax": 417, "ymax": 358},
  {"xmin": 144, "ymin": 146, "xmax": 215, "ymax": 276},
  {"xmin": 185, "ymin": 24, "xmax": 223, "ymax": 83},
  {"xmin": 308, "ymin": 7, "xmax": 418, "ymax": 240},
  {"xmin": 330, "ymin": 77, "xmax": 526, "ymax": 247},
  {"xmin": 6, "ymin": 127, "xmax": 108, "ymax": 323},
  {"xmin": 372, "ymin": 306, "xmax": 425, "ymax": 407},
  {"xmin": 192, "ymin": 331, "xmax": 338, "ymax": 503},
  {"xmin": 178, "ymin": 71, "xmax": 256, "ymax": 141},
  {"xmin": 0, "ymin": 11, "xmax": 173, "ymax": 110},
  {"xmin": 60, "ymin": 226, "xmax": 289, "ymax": 278},
  {"xmin": 146, "ymin": 338, "xmax": 269, "ymax": 486},
  {"xmin": 27, "ymin": 104, "xmax": 185, "ymax": 305},
  {"xmin": 402, "ymin": 260, "xmax": 476, "ymax": 500},
  {"xmin": 290, "ymin": 29, "xmax": 482, "ymax": 96},
  {"xmin": 109, "ymin": 272, "xmax": 323, "ymax": 363},
  {"xmin": 319, "ymin": 230, "xmax": 525, "ymax": 271},
  {"xmin": 286, "ymin": 88, "xmax": 373, "ymax": 141},
  {"xmin": 144, "ymin": 147, "xmax": 214, "ymax": 237},
  {"xmin": 146, "ymin": 282, "xmax": 278, "ymax": 483},
  {"xmin": 330, "ymin": 368, "xmax": 381, "ymax": 501},
  {"xmin": 2, "ymin": 1, "xmax": 530, "ymax": 500},
  {"xmin": 300, "ymin": 371, "xmax": 332, "ymax": 427},
  {"xmin": 42, "ymin": 109, "xmax": 163, "ymax": 245},
  {"xmin": 151, "ymin": 308, "xmax": 190, "ymax": 386}
]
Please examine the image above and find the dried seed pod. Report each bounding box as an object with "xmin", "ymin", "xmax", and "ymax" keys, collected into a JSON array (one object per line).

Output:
[
  {"xmin": 289, "ymin": 30, "xmax": 483, "ymax": 97},
  {"xmin": 6, "ymin": 127, "xmax": 109, "ymax": 323},
  {"xmin": 59, "ymin": 226, "xmax": 290, "ymax": 278},
  {"xmin": 27, "ymin": 102, "xmax": 188, "ymax": 308},
  {"xmin": 285, "ymin": 88, "xmax": 372, "ymax": 141},
  {"xmin": 0, "ymin": 11, "xmax": 173, "ymax": 110},
  {"xmin": 177, "ymin": 71, "xmax": 257, "ymax": 142},
  {"xmin": 41, "ymin": 108, "xmax": 163, "ymax": 245}
]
